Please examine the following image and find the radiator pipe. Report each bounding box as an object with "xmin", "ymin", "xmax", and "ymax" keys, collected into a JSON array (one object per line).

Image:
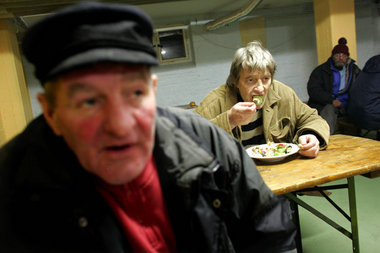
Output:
[{"xmin": 204, "ymin": 0, "xmax": 263, "ymax": 31}]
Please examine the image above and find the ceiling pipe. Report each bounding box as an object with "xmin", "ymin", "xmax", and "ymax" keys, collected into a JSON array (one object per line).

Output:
[{"xmin": 204, "ymin": 0, "xmax": 263, "ymax": 31}]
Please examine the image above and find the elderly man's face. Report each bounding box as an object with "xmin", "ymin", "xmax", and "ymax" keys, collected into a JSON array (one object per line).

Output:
[
  {"xmin": 333, "ymin": 53, "xmax": 348, "ymax": 68},
  {"xmin": 236, "ymin": 67, "xmax": 272, "ymax": 109},
  {"xmin": 39, "ymin": 64, "xmax": 157, "ymax": 185}
]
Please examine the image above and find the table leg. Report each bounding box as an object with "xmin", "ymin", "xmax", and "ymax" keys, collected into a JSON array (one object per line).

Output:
[
  {"xmin": 289, "ymin": 193, "xmax": 303, "ymax": 253},
  {"xmin": 347, "ymin": 177, "xmax": 360, "ymax": 253}
]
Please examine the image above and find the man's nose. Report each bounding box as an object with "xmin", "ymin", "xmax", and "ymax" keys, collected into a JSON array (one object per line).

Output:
[
  {"xmin": 103, "ymin": 102, "xmax": 134, "ymax": 137},
  {"xmin": 254, "ymin": 80, "xmax": 264, "ymax": 92}
]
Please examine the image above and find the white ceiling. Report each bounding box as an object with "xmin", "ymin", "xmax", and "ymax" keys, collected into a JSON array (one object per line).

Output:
[
  {"xmin": 1, "ymin": 0, "xmax": 377, "ymax": 31},
  {"xmin": 1, "ymin": 0, "xmax": 315, "ymax": 28},
  {"xmin": 140, "ymin": 0, "xmax": 314, "ymax": 22}
]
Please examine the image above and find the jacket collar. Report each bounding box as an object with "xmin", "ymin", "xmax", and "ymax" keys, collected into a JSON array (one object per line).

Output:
[
  {"xmin": 264, "ymin": 81, "xmax": 282, "ymax": 109},
  {"xmin": 154, "ymin": 107, "xmax": 217, "ymax": 185},
  {"xmin": 225, "ymin": 85, "xmax": 239, "ymax": 110}
]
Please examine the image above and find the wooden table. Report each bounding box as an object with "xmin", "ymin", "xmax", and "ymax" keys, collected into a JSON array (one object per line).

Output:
[{"xmin": 255, "ymin": 134, "xmax": 380, "ymax": 253}]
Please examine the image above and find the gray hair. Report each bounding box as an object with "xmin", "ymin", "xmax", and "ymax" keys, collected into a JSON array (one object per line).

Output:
[
  {"xmin": 43, "ymin": 79, "xmax": 59, "ymax": 108},
  {"xmin": 226, "ymin": 41, "xmax": 277, "ymax": 88}
]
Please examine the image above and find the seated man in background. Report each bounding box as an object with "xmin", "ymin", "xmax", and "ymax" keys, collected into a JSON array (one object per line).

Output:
[
  {"xmin": 194, "ymin": 41, "xmax": 329, "ymax": 158},
  {"xmin": 0, "ymin": 2, "xmax": 297, "ymax": 252},
  {"xmin": 307, "ymin": 37, "xmax": 361, "ymax": 134},
  {"xmin": 347, "ymin": 54, "xmax": 380, "ymax": 135}
]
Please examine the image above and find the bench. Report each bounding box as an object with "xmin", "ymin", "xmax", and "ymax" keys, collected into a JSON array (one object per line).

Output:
[{"xmin": 336, "ymin": 117, "xmax": 380, "ymax": 140}]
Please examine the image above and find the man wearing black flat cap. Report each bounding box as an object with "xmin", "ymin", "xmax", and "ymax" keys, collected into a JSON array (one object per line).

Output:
[{"xmin": 0, "ymin": 2, "xmax": 296, "ymax": 252}]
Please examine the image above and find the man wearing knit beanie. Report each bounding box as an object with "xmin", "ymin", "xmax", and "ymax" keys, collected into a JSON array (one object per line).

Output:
[{"xmin": 307, "ymin": 37, "xmax": 361, "ymax": 134}]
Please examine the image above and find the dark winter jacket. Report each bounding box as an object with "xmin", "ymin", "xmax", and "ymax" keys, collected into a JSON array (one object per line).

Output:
[
  {"xmin": 348, "ymin": 55, "xmax": 380, "ymax": 130},
  {"xmin": 0, "ymin": 106, "xmax": 296, "ymax": 253},
  {"xmin": 307, "ymin": 57, "xmax": 361, "ymax": 112}
]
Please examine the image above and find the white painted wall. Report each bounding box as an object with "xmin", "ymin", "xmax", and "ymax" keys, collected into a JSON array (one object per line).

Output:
[
  {"xmin": 25, "ymin": 3, "xmax": 379, "ymax": 117},
  {"xmin": 154, "ymin": 23, "xmax": 241, "ymax": 107},
  {"xmin": 265, "ymin": 13, "xmax": 317, "ymax": 103},
  {"xmin": 24, "ymin": 59, "xmax": 42, "ymax": 117},
  {"xmin": 355, "ymin": 4, "xmax": 380, "ymax": 67}
]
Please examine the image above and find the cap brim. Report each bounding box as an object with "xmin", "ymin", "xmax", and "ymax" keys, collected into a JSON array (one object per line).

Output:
[{"xmin": 48, "ymin": 48, "xmax": 159, "ymax": 80}]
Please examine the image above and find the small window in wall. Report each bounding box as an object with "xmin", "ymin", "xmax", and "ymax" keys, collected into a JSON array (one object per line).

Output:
[{"xmin": 153, "ymin": 25, "xmax": 192, "ymax": 65}]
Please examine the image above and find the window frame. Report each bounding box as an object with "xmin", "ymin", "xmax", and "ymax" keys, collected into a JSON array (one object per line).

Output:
[{"xmin": 153, "ymin": 25, "xmax": 192, "ymax": 65}]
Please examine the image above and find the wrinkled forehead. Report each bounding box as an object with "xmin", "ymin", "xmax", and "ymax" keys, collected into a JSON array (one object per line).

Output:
[
  {"xmin": 47, "ymin": 63, "xmax": 152, "ymax": 97},
  {"xmin": 57, "ymin": 63, "xmax": 150, "ymax": 82}
]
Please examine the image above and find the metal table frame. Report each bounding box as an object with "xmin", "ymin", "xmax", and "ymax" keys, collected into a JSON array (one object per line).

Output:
[{"xmin": 286, "ymin": 177, "xmax": 359, "ymax": 253}]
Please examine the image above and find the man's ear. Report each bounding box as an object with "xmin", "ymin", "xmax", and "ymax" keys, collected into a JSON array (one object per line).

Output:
[
  {"xmin": 151, "ymin": 74, "xmax": 157, "ymax": 94},
  {"xmin": 37, "ymin": 93, "xmax": 62, "ymax": 136}
]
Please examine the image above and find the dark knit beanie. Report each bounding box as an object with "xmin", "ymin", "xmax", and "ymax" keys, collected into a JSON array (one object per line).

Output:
[{"xmin": 332, "ymin": 37, "xmax": 349, "ymax": 56}]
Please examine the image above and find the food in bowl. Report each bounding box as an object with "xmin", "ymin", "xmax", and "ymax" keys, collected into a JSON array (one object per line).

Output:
[{"xmin": 252, "ymin": 142, "xmax": 293, "ymax": 157}]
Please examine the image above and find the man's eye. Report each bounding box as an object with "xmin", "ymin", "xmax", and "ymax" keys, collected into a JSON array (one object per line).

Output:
[
  {"xmin": 133, "ymin": 90, "xmax": 144, "ymax": 97},
  {"xmin": 82, "ymin": 98, "xmax": 98, "ymax": 107}
]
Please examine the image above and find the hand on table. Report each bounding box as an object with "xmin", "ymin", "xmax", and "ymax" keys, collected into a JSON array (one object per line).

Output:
[
  {"xmin": 298, "ymin": 134, "xmax": 320, "ymax": 158},
  {"xmin": 228, "ymin": 102, "xmax": 257, "ymax": 129}
]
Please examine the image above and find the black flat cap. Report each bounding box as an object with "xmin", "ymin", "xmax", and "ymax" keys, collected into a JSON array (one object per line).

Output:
[{"xmin": 22, "ymin": 1, "xmax": 159, "ymax": 84}]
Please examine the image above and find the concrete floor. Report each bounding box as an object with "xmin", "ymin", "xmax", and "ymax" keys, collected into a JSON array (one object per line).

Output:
[{"xmin": 298, "ymin": 176, "xmax": 380, "ymax": 253}]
